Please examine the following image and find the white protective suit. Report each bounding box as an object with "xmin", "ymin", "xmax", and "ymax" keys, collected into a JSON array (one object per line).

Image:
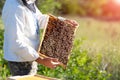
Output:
[{"xmin": 2, "ymin": 0, "xmax": 49, "ymax": 62}]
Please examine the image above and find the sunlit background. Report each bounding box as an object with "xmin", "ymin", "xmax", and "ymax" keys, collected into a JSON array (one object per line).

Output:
[{"xmin": 0, "ymin": 0, "xmax": 120, "ymax": 80}]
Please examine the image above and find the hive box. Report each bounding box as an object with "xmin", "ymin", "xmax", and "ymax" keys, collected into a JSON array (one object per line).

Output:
[
  {"xmin": 38, "ymin": 15, "xmax": 77, "ymax": 67},
  {"xmin": 7, "ymin": 75, "xmax": 60, "ymax": 80}
]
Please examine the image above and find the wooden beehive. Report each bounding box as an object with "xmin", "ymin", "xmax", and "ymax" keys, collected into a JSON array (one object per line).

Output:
[
  {"xmin": 7, "ymin": 75, "xmax": 59, "ymax": 80},
  {"xmin": 38, "ymin": 15, "xmax": 77, "ymax": 67}
]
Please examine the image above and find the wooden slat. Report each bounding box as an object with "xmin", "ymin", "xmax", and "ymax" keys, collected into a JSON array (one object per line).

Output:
[{"xmin": 7, "ymin": 75, "xmax": 60, "ymax": 80}]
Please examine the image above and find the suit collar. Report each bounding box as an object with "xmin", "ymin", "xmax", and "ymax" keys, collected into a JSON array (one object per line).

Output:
[{"xmin": 17, "ymin": 0, "xmax": 36, "ymax": 5}]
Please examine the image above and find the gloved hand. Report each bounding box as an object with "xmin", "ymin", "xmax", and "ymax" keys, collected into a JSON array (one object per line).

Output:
[
  {"xmin": 36, "ymin": 57, "xmax": 61, "ymax": 69},
  {"xmin": 58, "ymin": 16, "xmax": 79, "ymax": 27},
  {"xmin": 58, "ymin": 16, "xmax": 66, "ymax": 21}
]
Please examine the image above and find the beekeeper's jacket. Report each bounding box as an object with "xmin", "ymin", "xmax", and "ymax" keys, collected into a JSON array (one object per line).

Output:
[{"xmin": 2, "ymin": 0, "xmax": 49, "ymax": 62}]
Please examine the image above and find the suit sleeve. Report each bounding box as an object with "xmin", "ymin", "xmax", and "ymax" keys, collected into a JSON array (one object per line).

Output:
[{"xmin": 35, "ymin": 5, "xmax": 49, "ymax": 29}]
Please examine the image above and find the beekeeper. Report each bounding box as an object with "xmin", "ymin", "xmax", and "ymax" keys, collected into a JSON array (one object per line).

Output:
[{"xmin": 2, "ymin": 0, "xmax": 61, "ymax": 76}]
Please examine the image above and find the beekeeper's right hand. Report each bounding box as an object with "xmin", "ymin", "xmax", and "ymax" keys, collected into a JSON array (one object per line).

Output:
[{"xmin": 35, "ymin": 57, "xmax": 61, "ymax": 69}]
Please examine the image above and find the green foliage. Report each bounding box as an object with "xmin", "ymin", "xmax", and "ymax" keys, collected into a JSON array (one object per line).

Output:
[
  {"xmin": 36, "ymin": 0, "xmax": 61, "ymax": 14},
  {"xmin": 58, "ymin": 0, "xmax": 80, "ymax": 15},
  {"xmin": 76, "ymin": 17, "xmax": 120, "ymax": 80},
  {"xmin": 0, "ymin": 29, "xmax": 10, "ymax": 80},
  {"xmin": 37, "ymin": 39, "xmax": 110, "ymax": 80},
  {"xmin": 0, "ymin": 0, "xmax": 5, "ymax": 14},
  {"xmin": 58, "ymin": 0, "xmax": 107, "ymax": 16},
  {"xmin": 0, "ymin": 52, "xmax": 10, "ymax": 80}
]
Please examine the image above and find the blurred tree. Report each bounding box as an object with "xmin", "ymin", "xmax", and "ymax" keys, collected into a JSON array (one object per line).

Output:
[
  {"xmin": 0, "ymin": 0, "xmax": 120, "ymax": 20},
  {"xmin": 77, "ymin": 0, "xmax": 108, "ymax": 17},
  {"xmin": 0, "ymin": 0, "xmax": 5, "ymax": 14},
  {"xmin": 0, "ymin": 0, "xmax": 60, "ymax": 15},
  {"xmin": 36, "ymin": 0, "xmax": 61, "ymax": 14},
  {"xmin": 58, "ymin": 0, "xmax": 79, "ymax": 14}
]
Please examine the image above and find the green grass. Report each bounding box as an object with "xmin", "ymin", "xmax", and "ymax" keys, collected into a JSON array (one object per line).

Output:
[
  {"xmin": 60, "ymin": 16, "xmax": 120, "ymax": 79},
  {"xmin": 73, "ymin": 17, "xmax": 120, "ymax": 80}
]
